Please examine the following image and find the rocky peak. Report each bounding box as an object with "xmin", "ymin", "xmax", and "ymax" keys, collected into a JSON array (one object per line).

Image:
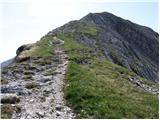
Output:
[
  {"xmin": 80, "ymin": 12, "xmax": 123, "ymax": 29},
  {"xmin": 56, "ymin": 12, "xmax": 159, "ymax": 82}
]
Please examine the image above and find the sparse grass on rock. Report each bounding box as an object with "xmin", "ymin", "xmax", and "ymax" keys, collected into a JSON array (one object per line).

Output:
[
  {"xmin": 1, "ymin": 77, "xmax": 9, "ymax": 85},
  {"xmin": 32, "ymin": 36, "xmax": 54, "ymax": 57},
  {"xmin": 1, "ymin": 104, "xmax": 14, "ymax": 119},
  {"xmin": 1, "ymin": 94, "xmax": 20, "ymax": 104},
  {"xmin": 25, "ymin": 82, "xmax": 38, "ymax": 89},
  {"xmin": 23, "ymin": 71, "xmax": 35, "ymax": 75},
  {"xmin": 23, "ymin": 75, "xmax": 33, "ymax": 80},
  {"xmin": 1, "ymin": 104, "xmax": 21, "ymax": 119}
]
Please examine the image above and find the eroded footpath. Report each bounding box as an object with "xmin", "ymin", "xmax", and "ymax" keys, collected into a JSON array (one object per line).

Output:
[{"xmin": 1, "ymin": 39, "xmax": 75, "ymax": 119}]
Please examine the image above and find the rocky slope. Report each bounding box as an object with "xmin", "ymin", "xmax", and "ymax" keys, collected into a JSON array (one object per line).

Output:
[
  {"xmin": 49, "ymin": 12, "xmax": 159, "ymax": 82},
  {"xmin": 1, "ymin": 37, "xmax": 75, "ymax": 119},
  {"xmin": 1, "ymin": 12, "xmax": 159, "ymax": 119}
]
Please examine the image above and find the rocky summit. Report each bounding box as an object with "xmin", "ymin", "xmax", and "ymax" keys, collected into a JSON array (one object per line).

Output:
[
  {"xmin": 1, "ymin": 12, "xmax": 159, "ymax": 119},
  {"xmin": 80, "ymin": 13, "xmax": 159, "ymax": 82},
  {"xmin": 52, "ymin": 12, "xmax": 159, "ymax": 82}
]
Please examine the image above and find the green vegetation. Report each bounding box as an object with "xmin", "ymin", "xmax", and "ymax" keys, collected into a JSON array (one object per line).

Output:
[
  {"xmin": 32, "ymin": 36, "xmax": 54, "ymax": 57},
  {"xmin": 107, "ymin": 47, "xmax": 125, "ymax": 66},
  {"xmin": 56, "ymin": 24, "xmax": 158, "ymax": 118},
  {"xmin": 64, "ymin": 61, "xmax": 158, "ymax": 119},
  {"xmin": 1, "ymin": 104, "xmax": 21, "ymax": 119},
  {"xmin": 57, "ymin": 32, "xmax": 85, "ymax": 51},
  {"xmin": 32, "ymin": 21, "xmax": 99, "ymax": 58},
  {"xmin": 14, "ymin": 20, "xmax": 158, "ymax": 118},
  {"xmin": 75, "ymin": 22, "xmax": 98, "ymax": 37},
  {"xmin": 1, "ymin": 104, "xmax": 14, "ymax": 119},
  {"xmin": 57, "ymin": 32, "xmax": 103, "ymax": 62}
]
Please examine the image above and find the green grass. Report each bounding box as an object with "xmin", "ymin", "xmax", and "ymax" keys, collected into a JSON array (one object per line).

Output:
[
  {"xmin": 64, "ymin": 61, "xmax": 158, "ymax": 119},
  {"xmin": 56, "ymin": 26, "xmax": 158, "ymax": 119},
  {"xmin": 75, "ymin": 22, "xmax": 98, "ymax": 37},
  {"xmin": 32, "ymin": 36, "xmax": 54, "ymax": 57},
  {"xmin": 57, "ymin": 32, "xmax": 85, "ymax": 51},
  {"xmin": 57, "ymin": 32, "xmax": 103, "ymax": 61}
]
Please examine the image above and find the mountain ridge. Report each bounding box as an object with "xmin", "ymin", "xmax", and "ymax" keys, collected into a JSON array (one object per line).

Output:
[
  {"xmin": 81, "ymin": 12, "xmax": 158, "ymax": 33},
  {"xmin": 46, "ymin": 12, "xmax": 159, "ymax": 82},
  {"xmin": 1, "ymin": 12, "xmax": 159, "ymax": 119}
]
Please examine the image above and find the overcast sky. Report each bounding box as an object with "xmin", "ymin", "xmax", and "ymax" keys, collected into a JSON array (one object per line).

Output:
[{"xmin": 0, "ymin": 0, "xmax": 158, "ymax": 62}]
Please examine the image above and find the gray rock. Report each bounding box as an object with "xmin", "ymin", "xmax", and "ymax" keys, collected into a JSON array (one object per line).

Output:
[
  {"xmin": 56, "ymin": 111, "xmax": 61, "ymax": 117},
  {"xmin": 52, "ymin": 12, "xmax": 159, "ymax": 82},
  {"xmin": 55, "ymin": 106, "xmax": 63, "ymax": 111},
  {"xmin": 128, "ymin": 77, "xmax": 158, "ymax": 95},
  {"xmin": 16, "ymin": 44, "xmax": 33, "ymax": 56},
  {"xmin": 1, "ymin": 84, "xmax": 27, "ymax": 95},
  {"xmin": 36, "ymin": 111, "xmax": 45, "ymax": 118}
]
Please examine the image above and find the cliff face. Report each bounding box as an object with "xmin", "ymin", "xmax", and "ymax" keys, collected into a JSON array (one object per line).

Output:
[{"xmin": 49, "ymin": 12, "xmax": 159, "ymax": 82}]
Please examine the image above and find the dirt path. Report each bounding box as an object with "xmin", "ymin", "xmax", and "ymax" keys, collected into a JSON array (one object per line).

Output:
[{"xmin": 1, "ymin": 38, "xmax": 75, "ymax": 119}]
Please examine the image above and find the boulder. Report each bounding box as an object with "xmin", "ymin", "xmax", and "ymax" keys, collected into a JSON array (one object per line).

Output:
[{"xmin": 16, "ymin": 44, "xmax": 33, "ymax": 56}]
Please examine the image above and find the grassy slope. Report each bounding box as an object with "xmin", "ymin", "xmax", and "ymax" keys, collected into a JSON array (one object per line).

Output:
[
  {"xmin": 56, "ymin": 23, "xmax": 159, "ymax": 119},
  {"xmin": 2, "ymin": 22, "xmax": 157, "ymax": 119},
  {"xmin": 31, "ymin": 35, "xmax": 55, "ymax": 57},
  {"xmin": 64, "ymin": 61, "xmax": 158, "ymax": 119}
]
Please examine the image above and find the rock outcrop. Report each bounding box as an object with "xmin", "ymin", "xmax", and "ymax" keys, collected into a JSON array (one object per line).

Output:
[{"xmin": 15, "ymin": 44, "xmax": 35, "ymax": 62}]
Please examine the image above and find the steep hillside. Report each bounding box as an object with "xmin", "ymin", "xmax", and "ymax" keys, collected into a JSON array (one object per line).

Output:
[
  {"xmin": 56, "ymin": 32, "xmax": 158, "ymax": 118},
  {"xmin": 49, "ymin": 12, "xmax": 159, "ymax": 82},
  {"xmin": 1, "ymin": 12, "xmax": 159, "ymax": 119}
]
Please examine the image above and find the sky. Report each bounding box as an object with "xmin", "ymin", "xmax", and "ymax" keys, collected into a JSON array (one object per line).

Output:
[{"xmin": 0, "ymin": 0, "xmax": 158, "ymax": 62}]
